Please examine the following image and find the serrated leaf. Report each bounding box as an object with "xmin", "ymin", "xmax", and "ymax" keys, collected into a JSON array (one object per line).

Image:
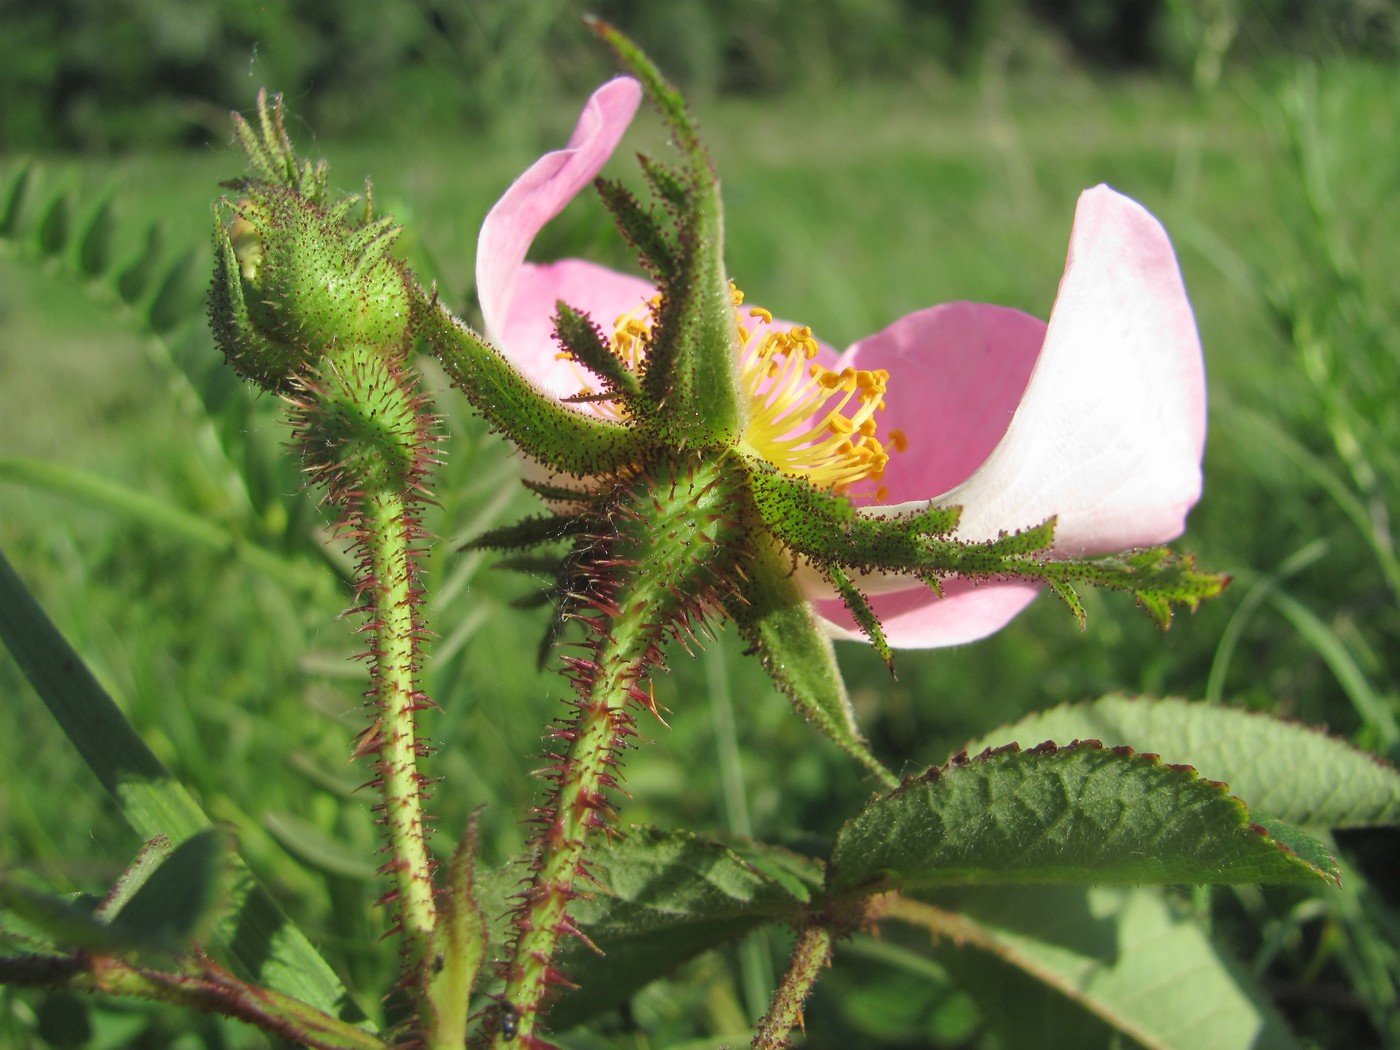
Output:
[
  {"xmin": 898, "ymin": 885, "xmax": 1301, "ymax": 1050},
  {"xmin": 548, "ymin": 827, "xmax": 812, "ymax": 1030},
  {"xmin": 828, "ymin": 741, "xmax": 1338, "ymax": 896},
  {"xmin": 106, "ymin": 829, "xmax": 228, "ymax": 953},
  {"xmin": 963, "ymin": 695, "xmax": 1400, "ymax": 830}
]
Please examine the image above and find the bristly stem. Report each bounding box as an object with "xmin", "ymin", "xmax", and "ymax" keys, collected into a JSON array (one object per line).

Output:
[
  {"xmin": 751, "ymin": 923, "xmax": 834, "ymax": 1050},
  {"xmin": 291, "ymin": 343, "xmax": 444, "ymax": 1026},
  {"xmin": 359, "ymin": 484, "xmax": 438, "ymax": 990},
  {"xmin": 490, "ymin": 453, "xmax": 743, "ymax": 1048}
]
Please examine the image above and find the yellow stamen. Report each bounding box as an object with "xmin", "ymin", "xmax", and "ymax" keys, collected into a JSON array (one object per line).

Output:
[{"xmin": 586, "ymin": 282, "xmax": 906, "ymax": 496}]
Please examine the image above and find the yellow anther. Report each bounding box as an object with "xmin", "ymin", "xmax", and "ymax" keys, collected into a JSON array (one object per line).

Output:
[
  {"xmin": 749, "ymin": 306, "xmax": 773, "ymax": 324},
  {"xmin": 828, "ymin": 415, "xmax": 856, "ymax": 436},
  {"xmin": 889, "ymin": 429, "xmax": 909, "ymax": 452}
]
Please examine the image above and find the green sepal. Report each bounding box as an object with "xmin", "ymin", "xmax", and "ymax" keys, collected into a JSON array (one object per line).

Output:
[
  {"xmin": 226, "ymin": 89, "xmax": 329, "ymax": 201},
  {"xmin": 521, "ymin": 477, "xmax": 595, "ymax": 505},
  {"xmin": 594, "ymin": 178, "xmax": 676, "ymax": 280},
  {"xmin": 590, "ymin": 18, "xmax": 742, "ymax": 447},
  {"xmin": 726, "ymin": 536, "xmax": 895, "ymax": 787},
  {"xmin": 638, "ymin": 155, "xmax": 692, "ymax": 212},
  {"xmin": 463, "ymin": 513, "xmax": 589, "ymax": 553},
  {"xmin": 553, "ymin": 300, "xmax": 642, "ymax": 400},
  {"xmin": 823, "ymin": 563, "xmax": 893, "ymax": 673},
  {"xmin": 744, "ymin": 457, "xmax": 961, "ymax": 568},
  {"xmin": 416, "ymin": 284, "xmax": 649, "ymax": 477}
]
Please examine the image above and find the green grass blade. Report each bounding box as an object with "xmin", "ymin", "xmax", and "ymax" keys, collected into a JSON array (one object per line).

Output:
[
  {"xmin": 0, "ymin": 456, "xmax": 320, "ymax": 587},
  {"xmin": 0, "ymin": 546, "xmax": 368, "ymax": 1026}
]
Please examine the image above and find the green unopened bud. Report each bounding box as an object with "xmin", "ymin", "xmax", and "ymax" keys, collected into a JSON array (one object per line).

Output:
[{"xmin": 210, "ymin": 188, "xmax": 413, "ymax": 392}]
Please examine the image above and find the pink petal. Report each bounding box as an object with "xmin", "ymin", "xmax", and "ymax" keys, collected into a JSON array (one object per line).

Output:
[
  {"xmin": 814, "ymin": 578, "xmax": 1042, "ymax": 649},
  {"xmin": 476, "ymin": 77, "xmax": 643, "ymax": 353},
  {"xmin": 494, "ymin": 259, "xmax": 655, "ymax": 400},
  {"xmin": 841, "ymin": 303, "xmax": 1047, "ymax": 502},
  {"xmin": 815, "ymin": 186, "xmax": 1204, "ymax": 648},
  {"xmin": 932, "ymin": 185, "xmax": 1206, "ymax": 554}
]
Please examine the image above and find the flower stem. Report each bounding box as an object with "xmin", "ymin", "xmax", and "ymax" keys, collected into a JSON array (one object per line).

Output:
[
  {"xmin": 752, "ymin": 923, "xmax": 834, "ymax": 1050},
  {"xmin": 0, "ymin": 954, "xmax": 387, "ymax": 1050},
  {"xmin": 496, "ymin": 627, "xmax": 646, "ymax": 1047},
  {"xmin": 291, "ymin": 344, "xmax": 446, "ymax": 1032},
  {"xmin": 360, "ymin": 487, "xmax": 438, "ymax": 993},
  {"xmin": 492, "ymin": 453, "xmax": 743, "ymax": 1047}
]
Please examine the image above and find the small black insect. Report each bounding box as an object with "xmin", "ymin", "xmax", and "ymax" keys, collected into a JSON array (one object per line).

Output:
[{"xmin": 499, "ymin": 1000, "xmax": 520, "ymax": 1042}]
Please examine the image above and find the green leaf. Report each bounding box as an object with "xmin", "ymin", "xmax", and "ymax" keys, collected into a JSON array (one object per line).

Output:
[
  {"xmin": 963, "ymin": 695, "xmax": 1400, "ymax": 829},
  {"xmin": 725, "ymin": 537, "xmax": 895, "ymax": 787},
  {"xmin": 549, "ymin": 827, "xmax": 813, "ymax": 1030},
  {"xmin": 106, "ymin": 829, "xmax": 229, "ymax": 953},
  {"xmin": 898, "ymin": 885, "xmax": 1301, "ymax": 1050},
  {"xmin": 0, "ymin": 877, "xmax": 127, "ymax": 953},
  {"xmin": 97, "ymin": 836, "xmax": 174, "ymax": 920},
  {"xmin": 0, "ymin": 547, "xmax": 368, "ymax": 1025},
  {"xmin": 827, "ymin": 741, "xmax": 1338, "ymax": 896}
]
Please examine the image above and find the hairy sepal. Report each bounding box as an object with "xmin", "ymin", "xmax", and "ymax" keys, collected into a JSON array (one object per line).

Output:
[
  {"xmin": 589, "ymin": 18, "xmax": 742, "ymax": 448},
  {"xmin": 725, "ymin": 537, "xmax": 894, "ymax": 787},
  {"xmin": 415, "ymin": 284, "xmax": 648, "ymax": 478},
  {"xmin": 744, "ymin": 459, "xmax": 1226, "ymax": 630}
]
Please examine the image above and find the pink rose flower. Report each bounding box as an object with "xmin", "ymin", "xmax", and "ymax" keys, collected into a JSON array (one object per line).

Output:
[{"xmin": 476, "ymin": 76, "xmax": 1207, "ymax": 649}]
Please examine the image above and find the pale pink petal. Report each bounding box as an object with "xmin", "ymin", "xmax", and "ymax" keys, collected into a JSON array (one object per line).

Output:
[
  {"xmin": 932, "ymin": 185, "xmax": 1206, "ymax": 554},
  {"xmin": 813, "ymin": 578, "xmax": 1042, "ymax": 649},
  {"xmin": 811, "ymin": 186, "xmax": 1204, "ymax": 648},
  {"xmin": 476, "ymin": 77, "xmax": 643, "ymax": 351},
  {"xmin": 494, "ymin": 260, "xmax": 655, "ymax": 400},
  {"xmin": 840, "ymin": 303, "xmax": 1046, "ymax": 503}
]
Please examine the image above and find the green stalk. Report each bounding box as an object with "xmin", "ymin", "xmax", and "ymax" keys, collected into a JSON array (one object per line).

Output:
[
  {"xmin": 361, "ymin": 486, "xmax": 439, "ymax": 995},
  {"xmin": 751, "ymin": 924, "xmax": 834, "ymax": 1050},
  {"xmin": 492, "ymin": 453, "xmax": 744, "ymax": 1047},
  {"xmin": 0, "ymin": 955, "xmax": 387, "ymax": 1050},
  {"xmin": 290, "ymin": 344, "xmax": 458, "ymax": 1039},
  {"xmin": 495, "ymin": 626, "xmax": 648, "ymax": 1046}
]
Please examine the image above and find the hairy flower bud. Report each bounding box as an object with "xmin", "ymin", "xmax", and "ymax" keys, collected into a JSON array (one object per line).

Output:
[{"xmin": 210, "ymin": 187, "xmax": 414, "ymax": 392}]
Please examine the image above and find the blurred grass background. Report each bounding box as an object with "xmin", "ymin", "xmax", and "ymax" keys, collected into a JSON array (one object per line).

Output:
[{"xmin": 2, "ymin": 1, "xmax": 1399, "ymax": 1047}]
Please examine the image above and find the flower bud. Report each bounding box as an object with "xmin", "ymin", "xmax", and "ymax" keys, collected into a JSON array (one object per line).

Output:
[{"xmin": 210, "ymin": 188, "xmax": 413, "ymax": 392}]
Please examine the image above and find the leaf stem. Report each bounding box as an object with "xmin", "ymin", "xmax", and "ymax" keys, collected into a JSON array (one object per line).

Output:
[
  {"xmin": 752, "ymin": 923, "xmax": 834, "ymax": 1050},
  {"xmin": 0, "ymin": 954, "xmax": 387, "ymax": 1050}
]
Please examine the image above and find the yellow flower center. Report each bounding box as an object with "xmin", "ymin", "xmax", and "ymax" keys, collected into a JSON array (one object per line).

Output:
[{"xmin": 559, "ymin": 285, "xmax": 904, "ymax": 498}]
